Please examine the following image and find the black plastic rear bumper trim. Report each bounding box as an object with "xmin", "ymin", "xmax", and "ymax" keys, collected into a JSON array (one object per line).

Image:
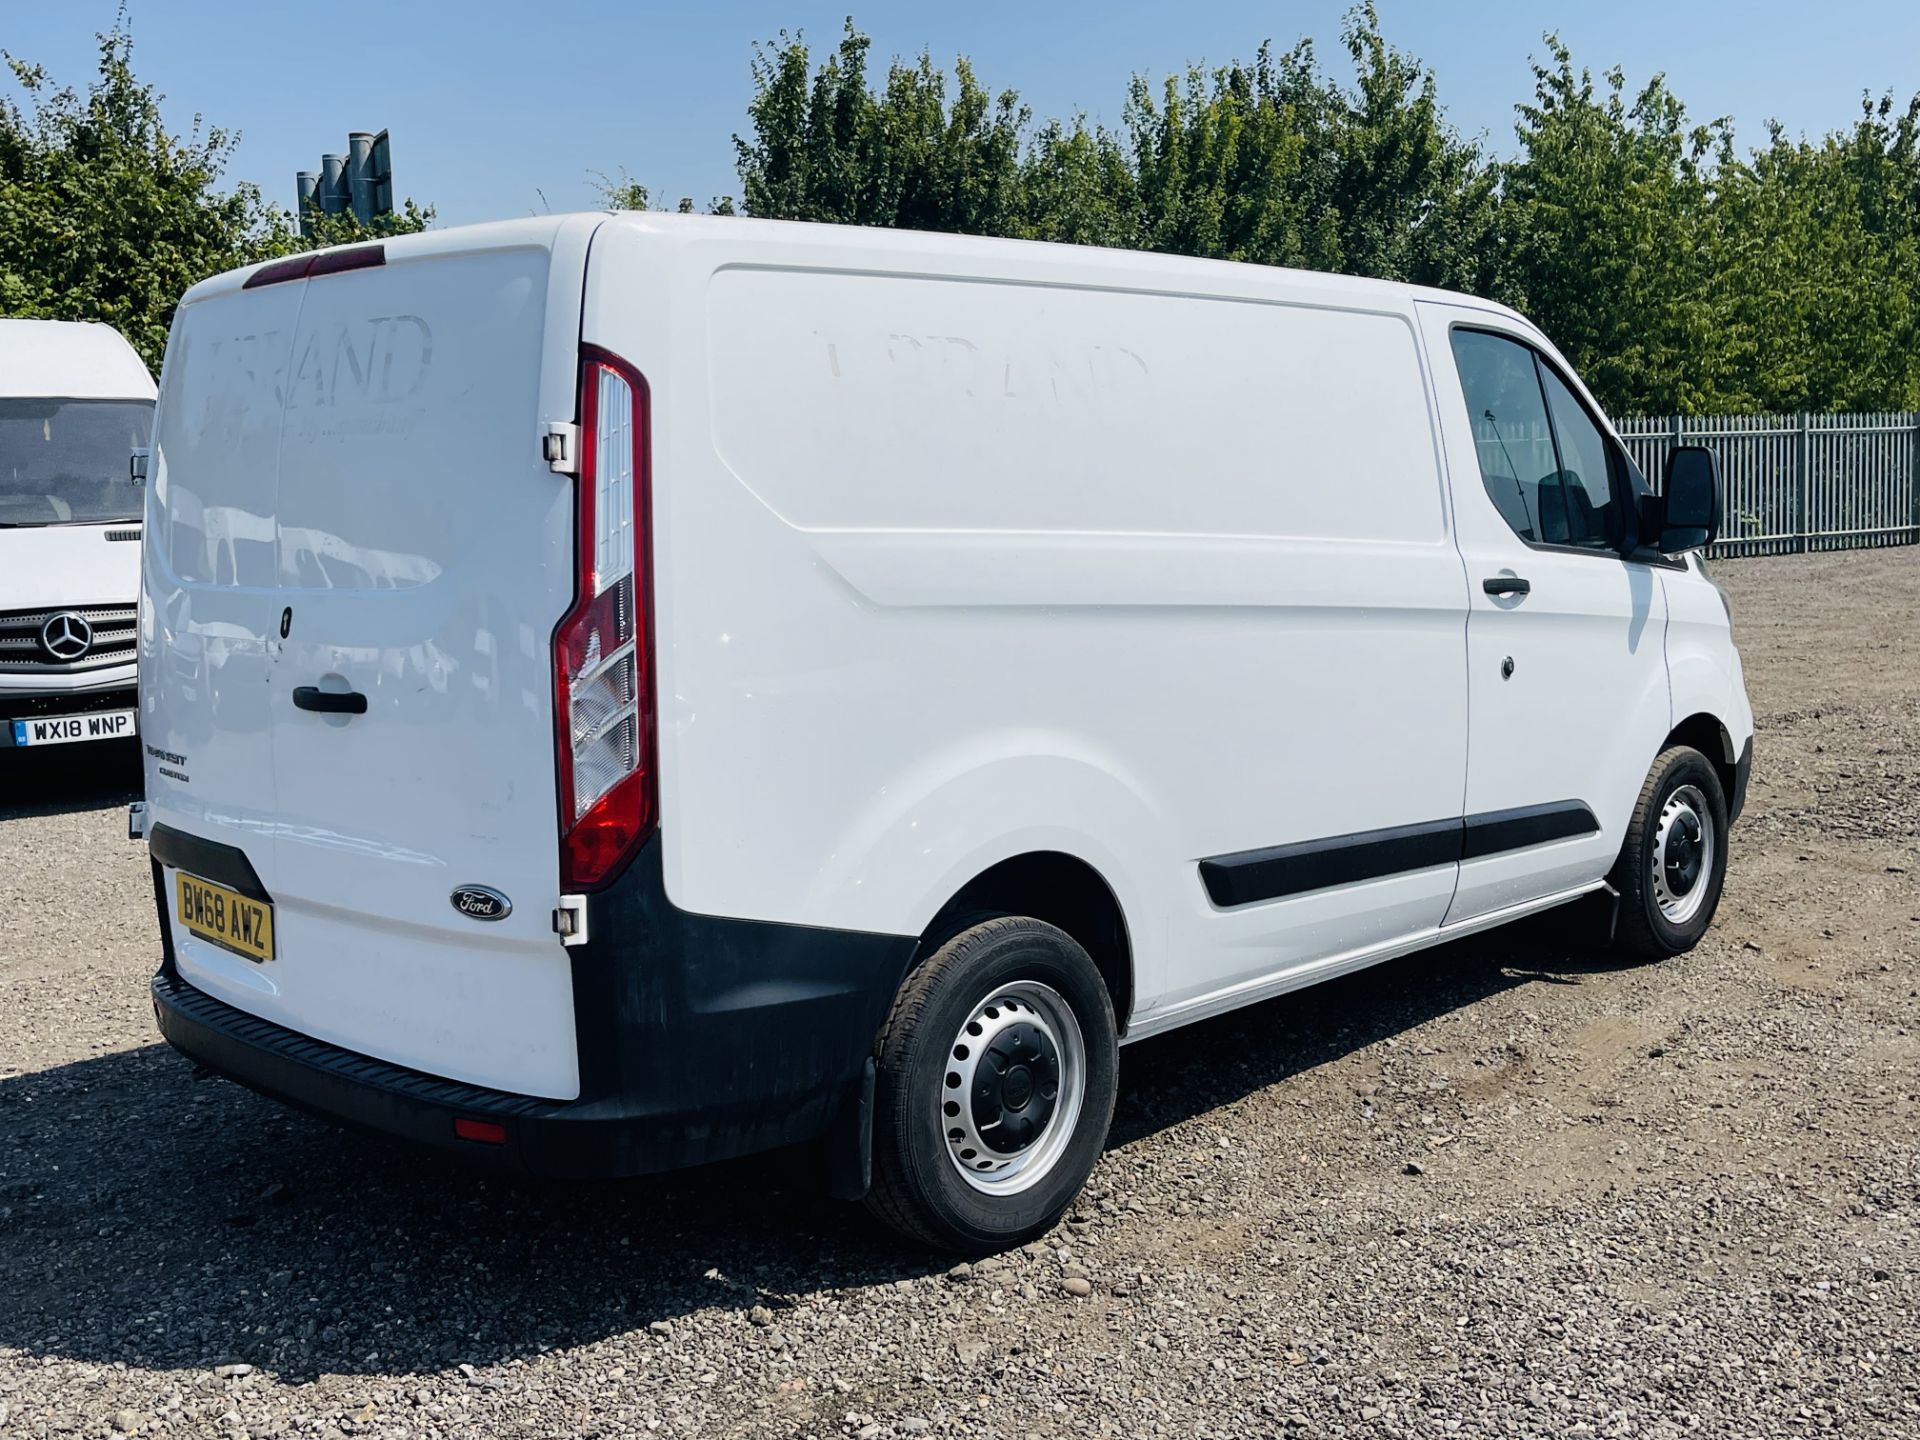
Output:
[{"xmin": 149, "ymin": 834, "xmax": 920, "ymax": 1179}]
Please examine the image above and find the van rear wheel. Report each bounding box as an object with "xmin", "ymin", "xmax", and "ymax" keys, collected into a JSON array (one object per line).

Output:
[
  {"xmin": 1608, "ymin": 745, "xmax": 1730, "ymax": 959},
  {"xmin": 865, "ymin": 917, "xmax": 1118, "ymax": 1253}
]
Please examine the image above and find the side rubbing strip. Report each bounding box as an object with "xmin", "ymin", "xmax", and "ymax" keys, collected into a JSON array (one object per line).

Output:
[
  {"xmin": 1199, "ymin": 817, "xmax": 1463, "ymax": 909},
  {"xmin": 1200, "ymin": 801, "xmax": 1599, "ymax": 909},
  {"xmin": 1460, "ymin": 801, "xmax": 1599, "ymax": 860}
]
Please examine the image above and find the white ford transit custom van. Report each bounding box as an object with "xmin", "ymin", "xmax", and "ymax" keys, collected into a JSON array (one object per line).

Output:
[
  {"xmin": 140, "ymin": 215, "xmax": 1752, "ymax": 1251},
  {"xmin": 1, "ymin": 319, "xmax": 154, "ymax": 754}
]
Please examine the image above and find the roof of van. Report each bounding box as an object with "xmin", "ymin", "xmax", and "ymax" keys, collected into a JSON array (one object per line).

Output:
[
  {"xmin": 193, "ymin": 212, "xmax": 1538, "ymax": 336},
  {"xmin": 590, "ymin": 211, "xmax": 1540, "ymax": 331},
  {"xmin": 0, "ymin": 319, "xmax": 155, "ymax": 400}
]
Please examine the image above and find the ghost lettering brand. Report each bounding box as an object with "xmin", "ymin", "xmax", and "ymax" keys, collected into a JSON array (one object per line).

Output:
[{"xmin": 286, "ymin": 315, "xmax": 432, "ymax": 411}]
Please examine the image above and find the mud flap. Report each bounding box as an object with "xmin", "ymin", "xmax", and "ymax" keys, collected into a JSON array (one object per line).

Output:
[{"xmin": 824, "ymin": 1057, "xmax": 876, "ymax": 1201}]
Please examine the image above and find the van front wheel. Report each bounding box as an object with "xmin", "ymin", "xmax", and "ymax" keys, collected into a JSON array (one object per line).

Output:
[
  {"xmin": 1608, "ymin": 745, "xmax": 1730, "ymax": 959},
  {"xmin": 865, "ymin": 917, "xmax": 1118, "ymax": 1253}
]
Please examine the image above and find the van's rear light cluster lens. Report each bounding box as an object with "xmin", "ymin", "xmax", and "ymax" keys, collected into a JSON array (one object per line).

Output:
[
  {"xmin": 555, "ymin": 354, "xmax": 654, "ymax": 891},
  {"xmin": 564, "ymin": 577, "xmax": 638, "ymax": 820}
]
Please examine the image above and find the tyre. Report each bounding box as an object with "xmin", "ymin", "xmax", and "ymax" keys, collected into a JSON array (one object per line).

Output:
[
  {"xmin": 865, "ymin": 916, "xmax": 1118, "ymax": 1253},
  {"xmin": 1608, "ymin": 745, "xmax": 1730, "ymax": 960}
]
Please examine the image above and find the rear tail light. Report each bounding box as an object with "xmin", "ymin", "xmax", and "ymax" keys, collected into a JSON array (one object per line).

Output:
[{"xmin": 554, "ymin": 349, "xmax": 654, "ymax": 890}]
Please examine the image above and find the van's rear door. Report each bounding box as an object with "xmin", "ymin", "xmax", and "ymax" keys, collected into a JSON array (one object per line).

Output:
[{"xmin": 145, "ymin": 218, "xmax": 600, "ymax": 1099}]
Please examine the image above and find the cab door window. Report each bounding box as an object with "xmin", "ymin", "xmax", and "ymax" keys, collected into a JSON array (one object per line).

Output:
[
  {"xmin": 1450, "ymin": 329, "xmax": 1562, "ymax": 544},
  {"xmin": 1450, "ymin": 328, "xmax": 1624, "ymax": 553},
  {"xmin": 1536, "ymin": 363, "xmax": 1623, "ymax": 550}
]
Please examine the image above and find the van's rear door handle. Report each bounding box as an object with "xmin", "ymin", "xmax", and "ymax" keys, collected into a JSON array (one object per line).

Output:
[
  {"xmin": 1482, "ymin": 576, "xmax": 1531, "ymax": 596},
  {"xmin": 293, "ymin": 686, "xmax": 368, "ymax": 715}
]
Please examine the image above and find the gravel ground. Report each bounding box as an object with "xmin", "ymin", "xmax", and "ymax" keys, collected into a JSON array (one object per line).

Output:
[{"xmin": 2, "ymin": 547, "xmax": 1917, "ymax": 1440}]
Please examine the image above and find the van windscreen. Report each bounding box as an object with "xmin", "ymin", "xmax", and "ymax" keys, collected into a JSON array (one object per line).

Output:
[{"xmin": 0, "ymin": 397, "xmax": 153, "ymax": 526}]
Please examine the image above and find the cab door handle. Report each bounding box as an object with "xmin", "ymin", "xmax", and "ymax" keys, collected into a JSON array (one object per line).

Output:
[
  {"xmin": 1482, "ymin": 576, "xmax": 1531, "ymax": 597},
  {"xmin": 293, "ymin": 686, "xmax": 368, "ymax": 715}
]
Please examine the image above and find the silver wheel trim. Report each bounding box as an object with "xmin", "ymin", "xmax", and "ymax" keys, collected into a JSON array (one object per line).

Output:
[
  {"xmin": 1651, "ymin": 783, "xmax": 1715, "ymax": 925},
  {"xmin": 941, "ymin": 980, "xmax": 1087, "ymax": 1196}
]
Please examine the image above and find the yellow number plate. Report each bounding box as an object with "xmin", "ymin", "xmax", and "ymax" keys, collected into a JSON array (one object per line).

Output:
[{"xmin": 175, "ymin": 872, "xmax": 275, "ymax": 963}]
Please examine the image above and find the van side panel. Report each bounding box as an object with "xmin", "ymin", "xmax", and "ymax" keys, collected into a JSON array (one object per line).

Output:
[
  {"xmin": 585, "ymin": 222, "xmax": 1471, "ymax": 1018},
  {"xmin": 707, "ymin": 268, "xmax": 1446, "ymax": 542}
]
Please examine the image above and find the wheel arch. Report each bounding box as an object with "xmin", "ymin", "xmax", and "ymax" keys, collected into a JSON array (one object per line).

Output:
[
  {"xmin": 1663, "ymin": 711, "xmax": 1738, "ymax": 806},
  {"xmin": 918, "ymin": 851, "xmax": 1135, "ymax": 1035}
]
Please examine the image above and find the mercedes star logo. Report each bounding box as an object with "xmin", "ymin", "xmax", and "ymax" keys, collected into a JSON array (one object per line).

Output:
[{"xmin": 40, "ymin": 612, "xmax": 93, "ymax": 663}]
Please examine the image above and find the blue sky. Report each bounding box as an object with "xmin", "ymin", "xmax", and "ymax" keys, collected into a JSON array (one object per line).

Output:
[{"xmin": 7, "ymin": 0, "xmax": 1919, "ymax": 228}]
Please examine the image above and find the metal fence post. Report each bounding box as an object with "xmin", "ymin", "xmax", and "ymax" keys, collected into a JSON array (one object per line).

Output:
[
  {"xmin": 1795, "ymin": 413, "xmax": 1811, "ymax": 553},
  {"xmin": 1912, "ymin": 413, "xmax": 1920, "ymax": 543}
]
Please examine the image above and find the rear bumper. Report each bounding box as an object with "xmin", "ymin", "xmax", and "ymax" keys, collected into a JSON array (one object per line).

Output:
[
  {"xmin": 150, "ymin": 834, "xmax": 919, "ymax": 1180},
  {"xmin": 152, "ymin": 969, "xmax": 568, "ymax": 1164}
]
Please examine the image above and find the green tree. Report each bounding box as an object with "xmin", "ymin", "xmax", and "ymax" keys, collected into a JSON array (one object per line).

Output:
[
  {"xmin": 1016, "ymin": 116, "xmax": 1137, "ymax": 247},
  {"xmin": 290, "ymin": 197, "xmax": 435, "ymax": 251},
  {"xmin": 1499, "ymin": 42, "xmax": 1728, "ymax": 413},
  {"xmin": 736, "ymin": 9, "xmax": 1497, "ymax": 292},
  {"xmin": 1118, "ymin": 6, "xmax": 1500, "ymax": 290},
  {"xmin": 1713, "ymin": 99, "xmax": 1920, "ymax": 411},
  {"xmin": 594, "ymin": 170, "xmax": 653, "ymax": 211},
  {"xmin": 1328, "ymin": 5, "xmax": 1503, "ymax": 294},
  {"xmin": 592, "ymin": 169, "xmax": 733, "ymax": 215},
  {"xmin": 735, "ymin": 21, "xmax": 1027, "ymax": 236},
  {"xmin": 1121, "ymin": 44, "xmax": 1332, "ymax": 269}
]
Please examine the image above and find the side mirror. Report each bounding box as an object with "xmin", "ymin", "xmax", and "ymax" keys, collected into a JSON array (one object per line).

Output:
[
  {"xmin": 1657, "ymin": 445, "xmax": 1720, "ymax": 554},
  {"xmin": 129, "ymin": 446, "xmax": 150, "ymax": 488}
]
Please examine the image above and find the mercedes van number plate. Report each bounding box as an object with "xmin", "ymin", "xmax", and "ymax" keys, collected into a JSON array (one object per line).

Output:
[
  {"xmin": 11, "ymin": 710, "xmax": 136, "ymax": 747},
  {"xmin": 175, "ymin": 872, "xmax": 276, "ymax": 964}
]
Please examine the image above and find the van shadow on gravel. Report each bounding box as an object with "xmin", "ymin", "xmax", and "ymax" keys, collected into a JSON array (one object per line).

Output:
[
  {"xmin": 0, "ymin": 906, "xmax": 1626, "ymax": 1382},
  {"xmin": 0, "ymin": 740, "xmax": 141, "ymax": 821}
]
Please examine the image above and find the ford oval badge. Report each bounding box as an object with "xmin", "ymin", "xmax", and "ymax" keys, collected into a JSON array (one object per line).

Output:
[{"xmin": 450, "ymin": 885, "xmax": 512, "ymax": 922}]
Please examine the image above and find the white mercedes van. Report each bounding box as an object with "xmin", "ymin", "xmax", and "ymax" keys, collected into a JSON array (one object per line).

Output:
[
  {"xmin": 1, "ymin": 319, "xmax": 154, "ymax": 754},
  {"xmin": 139, "ymin": 216, "xmax": 1753, "ymax": 1251}
]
